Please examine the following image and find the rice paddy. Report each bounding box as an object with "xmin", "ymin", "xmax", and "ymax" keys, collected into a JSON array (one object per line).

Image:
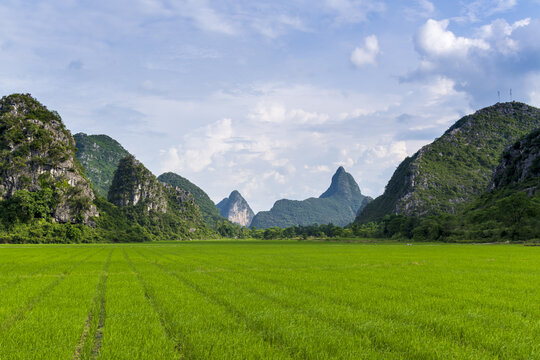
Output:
[{"xmin": 0, "ymin": 240, "xmax": 538, "ymax": 359}]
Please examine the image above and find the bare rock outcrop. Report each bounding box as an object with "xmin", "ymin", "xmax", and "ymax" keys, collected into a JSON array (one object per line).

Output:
[{"xmin": 0, "ymin": 94, "xmax": 98, "ymax": 224}]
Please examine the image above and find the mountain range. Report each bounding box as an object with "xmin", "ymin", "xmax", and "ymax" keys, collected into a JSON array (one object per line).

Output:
[
  {"xmin": 1, "ymin": 93, "xmax": 539, "ymax": 243},
  {"xmin": 251, "ymin": 167, "xmax": 371, "ymax": 228}
]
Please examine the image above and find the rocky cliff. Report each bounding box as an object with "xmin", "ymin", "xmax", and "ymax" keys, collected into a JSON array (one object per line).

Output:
[
  {"xmin": 216, "ymin": 190, "xmax": 254, "ymax": 227},
  {"xmin": 107, "ymin": 155, "xmax": 206, "ymax": 239},
  {"xmin": 158, "ymin": 172, "xmax": 223, "ymax": 227},
  {"xmin": 250, "ymin": 167, "xmax": 370, "ymax": 228},
  {"xmin": 356, "ymin": 102, "xmax": 540, "ymax": 224},
  {"xmin": 490, "ymin": 127, "xmax": 540, "ymax": 193},
  {"xmin": 0, "ymin": 94, "xmax": 98, "ymax": 224},
  {"xmin": 108, "ymin": 155, "xmax": 169, "ymax": 212},
  {"xmin": 74, "ymin": 133, "xmax": 130, "ymax": 198}
]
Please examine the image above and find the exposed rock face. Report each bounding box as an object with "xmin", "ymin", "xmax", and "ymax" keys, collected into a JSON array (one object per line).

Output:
[
  {"xmin": 356, "ymin": 102, "xmax": 540, "ymax": 224},
  {"xmin": 250, "ymin": 167, "xmax": 370, "ymax": 228},
  {"xmin": 158, "ymin": 172, "xmax": 223, "ymax": 226},
  {"xmin": 106, "ymin": 155, "xmax": 206, "ymax": 239},
  {"xmin": 74, "ymin": 133, "xmax": 130, "ymax": 198},
  {"xmin": 216, "ymin": 190, "xmax": 254, "ymax": 227},
  {"xmin": 108, "ymin": 155, "xmax": 168, "ymax": 212},
  {"xmin": 0, "ymin": 94, "xmax": 98, "ymax": 224},
  {"xmin": 490, "ymin": 128, "xmax": 540, "ymax": 194}
]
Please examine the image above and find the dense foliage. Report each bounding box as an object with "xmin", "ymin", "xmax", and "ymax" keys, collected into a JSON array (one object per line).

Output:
[
  {"xmin": 74, "ymin": 133, "xmax": 130, "ymax": 198},
  {"xmin": 0, "ymin": 189, "xmax": 90, "ymax": 243},
  {"xmin": 0, "ymin": 94, "xmax": 211, "ymax": 243},
  {"xmin": 107, "ymin": 155, "xmax": 210, "ymax": 240},
  {"xmin": 357, "ymin": 102, "xmax": 540, "ymax": 223},
  {"xmin": 158, "ymin": 172, "xmax": 223, "ymax": 227}
]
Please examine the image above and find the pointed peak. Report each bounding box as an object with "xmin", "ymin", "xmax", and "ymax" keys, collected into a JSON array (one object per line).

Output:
[{"xmin": 320, "ymin": 167, "xmax": 362, "ymax": 199}]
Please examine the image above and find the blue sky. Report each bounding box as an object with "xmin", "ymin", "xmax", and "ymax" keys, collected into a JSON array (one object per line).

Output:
[{"xmin": 1, "ymin": 0, "xmax": 540, "ymax": 212}]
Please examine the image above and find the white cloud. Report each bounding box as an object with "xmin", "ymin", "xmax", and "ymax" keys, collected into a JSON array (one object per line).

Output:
[
  {"xmin": 248, "ymin": 103, "xmax": 330, "ymax": 124},
  {"xmin": 154, "ymin": 80, "xmax": 472, "ymax": 211},
  {"xmin": 369, "ymin": 141, "xmax": 407, "ymax": 161},
  {"xmin": 406, "ymin": 17, "xmax": 540, "ymax": 105},
  {"xmin": 325, "ymin": 0, "xmax": 385, "ymax": 24},
  {"xmin": 304, "ymin": 165, "xmax": 332, "ymax": 173},
  {"xmin": 404, "ymin": 0, "xmax": 435, "ymax": 19},
  {"xmin": 478, "ymin": 18, "xmax": 530, "ymax": 55},
  {"xmin": 162, "ymin": 118, "xmax": 235, "ymax": 172},
  {"xmin": 251, "ymin": 14, "xmax": 311, "ymax": 38},
  {"xmin": 462, "ymin": 0, "xmax": 517, "ymax": 22},
  {"xmin": 350, "ymin": 35, "xmax": 381, "ymax": 68},
  {"xmin": 415, "ymin": 19, "xmax": 489, "ymax": 58},
  {"xmin": 529, "ymin": 91, "xmax": 540, "ymax": 107},
  {"xmin": 186, "ymin": 0, "xmax": 237, "ymax": 35}
]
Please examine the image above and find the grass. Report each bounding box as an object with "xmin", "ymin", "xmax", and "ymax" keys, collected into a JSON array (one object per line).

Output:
[{"xmin": 0, "ymin": 240, "xmax": 539, "ymax": 359}]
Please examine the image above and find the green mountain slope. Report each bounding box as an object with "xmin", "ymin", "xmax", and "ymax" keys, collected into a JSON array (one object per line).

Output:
[
  {"xmin": 490, "ymin": 127, "xmax": 540, "ymax": 192},
  {"xmin": 458, "ymin": 128, "xmax": 540, "ymax": 240},
  {"xmin": 74, "ymin": 133, "xmax": 130, "ymax": 198},
  {"xmin": 158, "ymin": 172, "xmax": 223, "ymax": 227},
  {"xmin": 356, "ymin": 102, "xmax": 540, "ymax": 224},
  {"xmin": 107, "ymin": 155, "xmax": 207, "ymax": 240},
  {"xmin": 0, "ymin": 94, "xmax": 98, "ymax": 226},
  {"xmin": 251, "ymin": 167, "xmax": 370, "ymax": 228}
]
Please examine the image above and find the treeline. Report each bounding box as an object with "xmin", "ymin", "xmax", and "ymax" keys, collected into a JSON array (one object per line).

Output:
[
  {"xmin": 0, "ymin": 190, "xmax": 211, "ymax": 244},
  {"xmin": 216, "ymin": 190, "xmax": 540, "ymax": 242},
  {"xmin": 3, "ymin": 185, "xmax": 538, "ymax": 244}
]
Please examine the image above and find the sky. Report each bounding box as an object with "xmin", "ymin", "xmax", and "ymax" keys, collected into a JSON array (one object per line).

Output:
[{"xmin": 1, "ymin": 0, "xmax": 540, "ymax": 212}]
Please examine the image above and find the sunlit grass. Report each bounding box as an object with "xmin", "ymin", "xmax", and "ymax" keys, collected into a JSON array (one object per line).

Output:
[{"xmin": 0, "ymin": 241, "xmax": 538, "ymax": 359}]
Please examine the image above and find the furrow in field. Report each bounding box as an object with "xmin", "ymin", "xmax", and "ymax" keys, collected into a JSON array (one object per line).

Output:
[
  {"xmin": 132, "ymin": 248, "xmax": 381, "ymax": 360},
  {"xmin": 127, "ymin": 248, "xmax": 296, "ymax": 360},
  {"xmin": 145, "ymin": 245, "xmax": 536, "ymax": 359},
  {"xmin": 0, "ymin": 248, "xmax": 102, "ymax": 335},
  {"xmin": 122, "ymin": 249, "xmax": 189, "ymax": 360},
  {"xmin": 0, "ymin": 251, "xmax": 49, "ymax": 286},
  {"xmin": 0, "ymin": 250, "xmax": 75, "ymax": 291},
  {"xmin": 139, "ymin": 248, "xmax": 460, "ymax": 359},
  {"xmin": 237, "ymin": 262, "xmax": 539, "ymax": 358},
  {"xmin": 94, "ymin": 249, "xmax": 179, "ymax": 360},
  {"xmin": 72, "ymin": 249, "xmax": 113, "ymax": 360},
  {"xmin": 0, "ymin": 248, "xmax": 107, "ymax": 359},
  {"xmin": 215, "ymin": 259, "xmax": 529, "ymax": 358}
]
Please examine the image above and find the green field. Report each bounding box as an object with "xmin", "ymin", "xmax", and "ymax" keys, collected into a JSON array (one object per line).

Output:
[{"xmin": 0, "ymin": 241, "xmax": 539, "ymax": 359}]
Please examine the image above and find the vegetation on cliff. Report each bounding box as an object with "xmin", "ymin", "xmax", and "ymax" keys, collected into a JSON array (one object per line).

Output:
[
  {"xmin": 105, "ymin": 155, "xmax": 208, "ymax": 240},
  {"xmin": 74, "ymin": 133, "xmax": 130, "ymax": 198},
  {"xmin": 251, "ymin": 167, "xmax": 370, "ymax": 228},
  {"xmin": 357, "ymin": 102, "xmax": 540, "ymax": 224},
  {"xmin": 0, "ymin": 94, "xmax": 100, "ymax": 242},
  {"xmin": 158, "ymin": 172, "xmax": 223, "ymax": 227}
]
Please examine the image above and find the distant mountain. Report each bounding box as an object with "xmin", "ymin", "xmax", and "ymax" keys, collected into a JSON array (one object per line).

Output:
[
  {"xmin": 250, "ymin": 167, "xmax": 370, "ymax": 228},
  {"xmin": 0, "ymin": 94, "xmax": 98, "ymax": 225},
  {"xmin": 108, "ymin": 155, "xmax": 207, "ymax": 239},
  {"xmin": 158, "ymin": 172, "xmax": 223, "ymax": 227},
  {"xmin": 74, "ymin": 133, "xmax": 130, "ymax": 198},
  {"xmin": 216, "ymin": 190, "xmax": 254, "ymax": 227},
  {"xmin": 356, "ymin": 102, "xmax": 540, "ymax": 224}
]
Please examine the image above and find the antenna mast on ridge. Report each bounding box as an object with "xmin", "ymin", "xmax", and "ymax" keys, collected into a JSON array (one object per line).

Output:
[
  {"xmin": 497, "ymin": 90, "xmax": 500, "ymax": 103},
  {"xmin": 510, "ymin": 88, "xmax": 513, "ymax": 101}
]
